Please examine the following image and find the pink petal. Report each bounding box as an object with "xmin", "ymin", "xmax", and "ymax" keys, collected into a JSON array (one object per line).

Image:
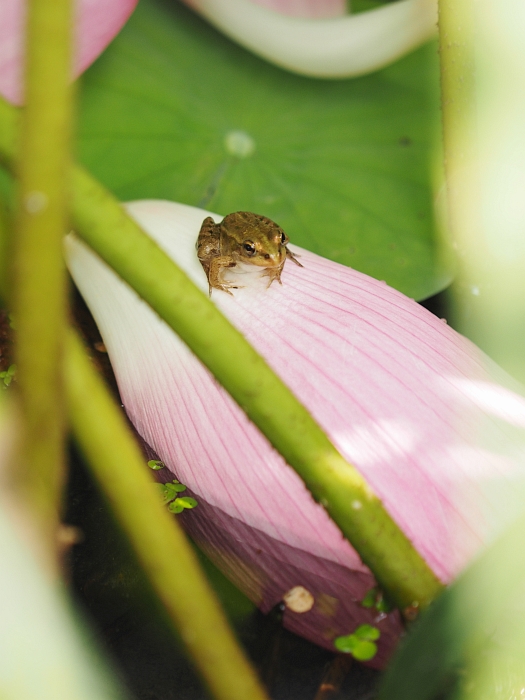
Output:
[
  {"xmin": 65, "ymin": 200, "xmax": 525, "ymax": 665},
  {"xmin": 0, "ymin": 0, "xmax": 137, "ymax": 105},
  {"xmin": 249, "ymin": 0, "xmax": 346, "ymax": 18}
]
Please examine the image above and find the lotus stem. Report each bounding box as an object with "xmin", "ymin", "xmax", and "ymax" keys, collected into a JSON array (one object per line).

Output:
[
  {"xmin": 10, "ymin": 0, "xmax": 73, "ymax": 558},
  {"xmin": 65, "ymin": 329, "xmax": 270, "ymax": 700}
]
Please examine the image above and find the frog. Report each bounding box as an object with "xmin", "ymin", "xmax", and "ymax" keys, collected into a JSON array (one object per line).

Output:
[{"xmin": 196, "ymin": 211, "xmax": 302, "ymax": 296}]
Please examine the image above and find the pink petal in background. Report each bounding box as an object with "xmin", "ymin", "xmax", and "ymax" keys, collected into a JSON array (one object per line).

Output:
[
  {"xmin": 250, "ymin": 0, "xmax": 346, "ymax": 18},
  {"xmin": 65, "ymin": 200, "xmax": 525, "ymax": 666},
  {"xmin": 0, "ymin": 0, "xmax": 137, "ymax": 105}
]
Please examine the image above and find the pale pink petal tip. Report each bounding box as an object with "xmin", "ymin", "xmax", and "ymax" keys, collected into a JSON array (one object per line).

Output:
[
  {"xmin": 0, "ymin": 0, "xmax": 138, "ymax": 105},
  {"xmin": 251, "ymin": 0, "xmax": 346, "ymax": 18},
  {"xmin": 65, "ymin": 200, "xmax": 525, "ymax": 665}
]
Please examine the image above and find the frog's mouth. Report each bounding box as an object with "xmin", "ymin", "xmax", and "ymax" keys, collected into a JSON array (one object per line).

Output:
[
  {"xmin": 243, "ymin": 250, "xmax": 284, "ymax": 268},
  {"xmin": 230, "ymin": 260, "xmax": 279, "ymax": 275}
]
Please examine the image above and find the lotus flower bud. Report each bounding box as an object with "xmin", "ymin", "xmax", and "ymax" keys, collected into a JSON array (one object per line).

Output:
[{"xmin": 65, "ymin": 200, "xmax": 525, "ymax": 667}]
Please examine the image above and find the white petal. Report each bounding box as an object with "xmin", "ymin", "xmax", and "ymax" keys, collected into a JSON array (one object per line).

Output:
[{"xmin": 183, "ymin": 0, "xmax": 437, "ymax": 78}]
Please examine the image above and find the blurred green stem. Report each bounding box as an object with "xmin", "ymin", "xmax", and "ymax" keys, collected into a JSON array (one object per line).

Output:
[
  {"xmin": 438, "ymin": 0, "xmax": 475, "ymax": 235},
  {"xmin": 10, "ymin": 0, "xmax": 72, "ymax": 557},
  {"xmin": 0, "ymin": 194, "xmax": 269, "ymax": 700},
  {"xmin": 0, "ymin": 195, "xmax": 8, "ymax": 296},
  {"xmin": 0, "ymin": 96, "xmax": 443, "ymax": 611},
  {"xmin": 439, "ymin": 0, "xmax": 525, "ymax": 382},
  {"xmin": 66, "ymin": 329, "xmax": 269, "ymax": 700}
]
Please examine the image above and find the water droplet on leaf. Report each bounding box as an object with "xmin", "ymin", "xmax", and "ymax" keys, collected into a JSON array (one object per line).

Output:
[{"xmin": 224, "ymin": 130, "xmax": 256, "ymax": 158}]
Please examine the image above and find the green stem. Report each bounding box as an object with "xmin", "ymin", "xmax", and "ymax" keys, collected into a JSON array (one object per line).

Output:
[
  {"xmin": 0, "ymin": 99, "xmax": 17, "ymax": 165},
  {"xmin": 438, "ymin": 0, "xmax": 476, "ymax": 234},
  {"xmin": 10, "ymin": 0, "xmax": 72, "ymax": 554},
  {"xmin": 0, "ymin": 96, "xmax": 443, "ymax": 610},
  {"xmin": 0, "ymin": 194, "xmax": 8, "ymax": 299},
  {"xmin": 65, "ymin": 329, "xmax": 269, "ymax": 700}
]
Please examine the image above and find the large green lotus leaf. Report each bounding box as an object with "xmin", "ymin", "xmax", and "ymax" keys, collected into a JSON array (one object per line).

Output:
[{"xmin": 77, "ymin": 0, "xmax": 447, "ymax": 299}]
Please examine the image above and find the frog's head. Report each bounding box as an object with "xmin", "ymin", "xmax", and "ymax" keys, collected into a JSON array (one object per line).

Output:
[{"xmin": 221, "ymin": 211, "xmax": 288, "ymax": 268}]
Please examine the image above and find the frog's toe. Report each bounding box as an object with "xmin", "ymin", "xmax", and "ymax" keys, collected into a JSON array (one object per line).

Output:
[
  {"xmin": 287, "ymin": 248, "xmax": 303, "ymax": 267},
  {"xmin": 263, "ymin": 267, "xmax": 283, "ymax": 288},
  {"xmin": 217, "ymin": 282, "xmax": 243, "ymax": 296}
]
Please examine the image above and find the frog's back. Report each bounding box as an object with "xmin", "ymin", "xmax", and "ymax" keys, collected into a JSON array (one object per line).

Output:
[{"xmin": 221, "ymin": 212, "xmax": 284, "ymax": 249}]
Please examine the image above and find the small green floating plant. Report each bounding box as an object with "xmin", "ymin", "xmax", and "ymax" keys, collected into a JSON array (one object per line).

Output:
[
  {"xmin": 168, "ymin": 496, "xmax": 199, "ymax": 514},
  {"xmin": 147, "ymin": 459, "xmax": 165, "ymax": 470},
  {"xmin": 0, "ymin": 363, "xmax": 16, "ymax": 387},
  {"xmin": 157, "ymin": 478, "xmax": 198, "ymax": 514},
  {"xmin": 148, "ymin": 460, "xmax": 198, "ymax": 514},
  {"xmin": 334, "ymin": 624, "xmax": 380, "ymax": 662},
  {"xmin": 361, "ymin": 586, "xmax": 393, "ymax": 614}
]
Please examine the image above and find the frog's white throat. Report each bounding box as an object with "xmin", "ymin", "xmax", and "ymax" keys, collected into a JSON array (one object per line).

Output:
[{"xmin": 220, "ymin": 260, "xmax": 277, "ymax": 292}]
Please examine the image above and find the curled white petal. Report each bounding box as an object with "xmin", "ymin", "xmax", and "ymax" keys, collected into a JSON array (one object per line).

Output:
[{"xmin": 183, "ymin": 0, "xmax": 437, "ymax": 78}]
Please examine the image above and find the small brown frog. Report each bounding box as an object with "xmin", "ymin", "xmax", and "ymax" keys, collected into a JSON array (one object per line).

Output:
[{"xmin": 196, "ymin": 211, "xmax": 302, "ymax": 295}]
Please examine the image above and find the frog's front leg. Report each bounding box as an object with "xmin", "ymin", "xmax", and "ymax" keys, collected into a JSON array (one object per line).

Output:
[
  {"xmin": 286, "ymin": 246, "xmax": 303, "ymax": 268},
  {"xmin": 263, "ymin": 246, "xmax": 303, "ymax": 288},
  {"xmin": 197, "ymin": 217, "xmax": 220, "ymax": 262},
  {"xmin": 197, "ymin": 216, "xmax": 230, "ymax": 295},
  {"xmin": 263, "ymin": 260, "xmax": 286, "ymax": 287},
  {"xmin": 208, "ymin": 256, "xmax": 242, "ymax": 296}
]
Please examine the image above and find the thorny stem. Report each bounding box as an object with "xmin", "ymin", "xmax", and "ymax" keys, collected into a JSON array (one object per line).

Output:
[
  {"xmin": 10, "ymin": 0, "xmax": 72, "ymax": 559},
  {"xmin": 65, "ymin": 329, "xmax": 270, "ymax": 700}
]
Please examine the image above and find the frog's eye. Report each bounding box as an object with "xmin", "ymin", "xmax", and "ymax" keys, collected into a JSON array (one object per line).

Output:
[{"xmin": 243, "ymin": 241, "xmax": 256, "ymax": 256}]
